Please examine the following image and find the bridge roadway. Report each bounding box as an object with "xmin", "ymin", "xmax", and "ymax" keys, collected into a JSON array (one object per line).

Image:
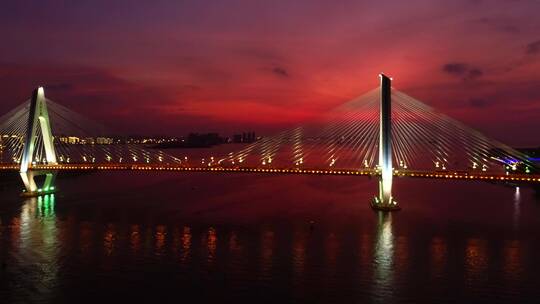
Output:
[{"xmin": 1, "ymin": 163, "xmax": 540, "ymax": 184}]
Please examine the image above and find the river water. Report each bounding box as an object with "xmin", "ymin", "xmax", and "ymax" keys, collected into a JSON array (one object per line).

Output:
[{"xmin": 1, "ymin": 157, "xmax": 540, "ymax": 303}]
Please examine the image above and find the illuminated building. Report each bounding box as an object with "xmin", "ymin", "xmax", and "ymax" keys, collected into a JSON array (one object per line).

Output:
[{"xmin": 96, "ymin": 137, "xmax": 113, "ymax": 144}]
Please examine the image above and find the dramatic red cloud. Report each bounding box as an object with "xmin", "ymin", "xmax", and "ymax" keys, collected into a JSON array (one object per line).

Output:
[{"xmin": 1, "ymin": 0, "xmax": 540, "ymax": 145}]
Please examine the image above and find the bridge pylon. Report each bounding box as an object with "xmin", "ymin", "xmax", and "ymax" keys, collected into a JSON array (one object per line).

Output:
[
  {"xmin": 372, "ymin": 74, "xmax": 400, "ymax": 211},
  {"xmin": 19, "ymin": 87, "xmax": 58, "ymax": 197}
]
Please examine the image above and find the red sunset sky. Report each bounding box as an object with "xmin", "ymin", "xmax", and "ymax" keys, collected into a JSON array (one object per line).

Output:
[{"xmin": 1, "ymin": 0, "xmax": 539, "ymax": 146}]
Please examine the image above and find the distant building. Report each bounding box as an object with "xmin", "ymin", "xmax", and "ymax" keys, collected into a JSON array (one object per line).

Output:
[
  {"xmin": 96, "ymin": 137, "xmax": 113, "ymax": 144},
  {"xmin": 233, "ymin": 132, "xmax": 256, "ymax": 143},
  {"xmin": 183, "ymin": 133, "xmax": 224, "ymax": 147},
  {"xmin": 81, "ymin": 137, "xmax": 95, "ymax": 145},
  {"xmin": 59, "ymin": 136, "xmax": 81, "ymax": 144},
  {"xmin": 68, "ymin": 137, "xmax": 81, "ymax": 144}
]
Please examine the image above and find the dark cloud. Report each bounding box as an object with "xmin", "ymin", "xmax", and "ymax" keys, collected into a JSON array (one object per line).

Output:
[
  {"xmin": 442, "ymin": 63, "xmax": 483, "ymax": 81},
  {"xmin": 45, "ymin": 83, "xmax": 74, "ymax": 91},
  {"xmin": 472, "ymin": 17, "xmax": 520, "ymax": 34},
  {"xmin": 443, "ymin": 63, "xmax": 468, "ymax": 75},
  {"xmin": 272, "ymin": 67, "xmax": 289, "ymax": 78},
  {"xmin": 467, "ymin": 0, "xmax": 483, "ymax": 5},
  {"xmin": 526, "ymin": 40, "xmax": 540, "ymax": 55},
  {"xmin": 469, "ymin": 98, "xmax": 491, "ymax": 108},
  {"xmin": 236, "ymin": 47, "xmax": 284, "ymax": 62},
  {"xmin": 468, "ymin": 68, "xmax": 483, "ymax": 79}
]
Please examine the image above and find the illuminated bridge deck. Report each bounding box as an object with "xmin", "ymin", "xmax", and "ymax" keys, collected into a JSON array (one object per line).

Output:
[{"xmin": 1, "ymin": 164, "xmax": 540, "ymax": 184}]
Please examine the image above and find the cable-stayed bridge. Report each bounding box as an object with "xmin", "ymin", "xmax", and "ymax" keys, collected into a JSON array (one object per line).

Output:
[{"xmin": 1, "ymin": 75, "xmax": 538, "ymax": 210}]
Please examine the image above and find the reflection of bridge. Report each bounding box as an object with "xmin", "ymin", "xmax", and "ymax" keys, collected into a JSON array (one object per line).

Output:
[{"xmin": 1, "ymin": 74, "xmax": 538, "ymax": 210}]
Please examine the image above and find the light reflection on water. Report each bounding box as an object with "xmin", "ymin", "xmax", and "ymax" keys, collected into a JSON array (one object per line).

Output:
[
  {"xmin": 503, "ymin": 240, "xmax": 523, "ymax": 284},
  {"xmin": 464, "ymin": 238, "xmax": 489, "ymax": 287},
  {"xmin": 103, "ymin": 223, "xmax": 116, "ymax": 256},
  {"xmin": 130, "ymin": 224, "xmax": 141, "ymax": 254},
  {"xmin": 11, "ymin": 195, "xmax": 59, "ymax": 302},
  {"xmin": 155, "ymin": 225, "xmax": 167, "ymax": 257},
  {"xmin": 205, "ymin": 226, "xmax": 217, "ymax": 266},
  {"xmin": 292, "ymin": 227, "xmax": 307, "ymax": 294},
  {"xmin": 372, "ymin": 212, "xmax": 394, "ymax": 302},
  {"xmin": 1, "ymin": 172, "xmax": 540, "ymax": 303},
  {"xmin": 514, "ymin": 186, "xmax": 521, "ymax": 230},
  {"xmin": 259, "ymin": 228, "xmax": 275, "ymax": 282},
  {"xmin": 180, "ymin": 226, "xmax": 191, "ymax": 265},
  {"xmin": 430, "ymin": 237, "xmax": 447, "ymax": 280}
]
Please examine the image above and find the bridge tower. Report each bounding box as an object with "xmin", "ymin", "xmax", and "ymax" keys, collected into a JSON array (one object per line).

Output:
[
  {"xmin": 372, "ymin": 74, "xmax": 400, "ymax": 211},
  {"xmin": 19, "ymin": 87, "xmax": 58, "ymax": 196}
]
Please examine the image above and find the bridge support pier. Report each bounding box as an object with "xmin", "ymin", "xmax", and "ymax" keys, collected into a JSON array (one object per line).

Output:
[
  {"xmin": 20, "ymin": 170, "xmax": 57, "ymax": 197},
  {"xmin": 372, "ymin": 74, "xmax": 400, "ymax": 211},
  {"xmin": 19, "ymin": 87, "xmax": 58, "ymax": 197}
]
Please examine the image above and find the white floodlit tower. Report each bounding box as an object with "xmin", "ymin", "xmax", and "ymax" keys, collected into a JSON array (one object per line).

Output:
[
  {"xmin": 19, "ymin": 87, "xmax": 58, "ymax": 196},
  {"xmin": 372, "ymin": 74, "xmax": 400, "ymax": 211}
]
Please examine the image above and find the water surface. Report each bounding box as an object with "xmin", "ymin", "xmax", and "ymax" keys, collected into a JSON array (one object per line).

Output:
[{"xmin": 1, "ymin": 168, "xmax": 540, "ymax": 303}]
